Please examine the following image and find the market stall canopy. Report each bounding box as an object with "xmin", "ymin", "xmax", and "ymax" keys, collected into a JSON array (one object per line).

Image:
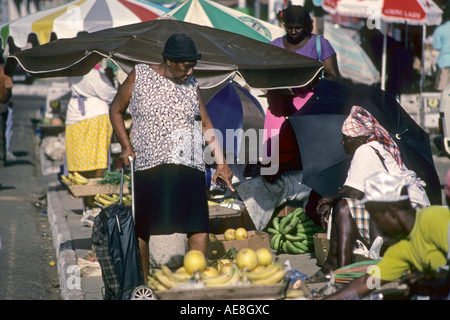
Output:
[
  {"xmin": 0, "ymin": 0, "xmax": 170, "ymax": 49},
  {"xmin": 159, "ymin": 0, "xmax": 285, "ymax": 42},
  {"xmin": 322, "ymin": 0, "xmax": 443, "ymax": 92},
  {"xmin": 4, "ymin": 19, "xmax": 323, "ymax": 90},
  {"xmin": 324, "ymin": 0, "xmax": 442, "ymax": 25}
]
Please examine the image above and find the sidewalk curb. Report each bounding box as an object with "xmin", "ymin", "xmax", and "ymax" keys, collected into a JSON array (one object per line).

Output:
[{"xmin": 47, "ymin": 182, "xmax": 84, "ymax": 300}]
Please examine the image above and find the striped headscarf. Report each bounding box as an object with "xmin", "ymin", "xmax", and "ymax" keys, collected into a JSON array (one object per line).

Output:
[{"xmin": 342, "ymin": 105, "xmax": 404, "ymax": 169}]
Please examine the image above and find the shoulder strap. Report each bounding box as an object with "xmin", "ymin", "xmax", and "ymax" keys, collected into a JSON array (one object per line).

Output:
[{"xmin": 316, "ymin": 35, "xmax": 322, "ymax": 62}]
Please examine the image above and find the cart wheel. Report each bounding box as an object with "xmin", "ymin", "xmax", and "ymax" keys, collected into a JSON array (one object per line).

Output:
[{"xmin": 131, "ymin": 285, "xmax": 155, "ymax": 300}]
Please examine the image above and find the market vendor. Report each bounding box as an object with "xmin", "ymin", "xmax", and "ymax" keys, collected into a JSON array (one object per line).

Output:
[
  {"xmin": 312, "ymin": 106, "xmax": 430, "ymax": 281},
  {"xmin": 324, "ymin": 172, "xmax": 450, "ymax": 300},
  {"xmin": 232, "ymin": 89, "xmax": 321, "ymax": 231}
]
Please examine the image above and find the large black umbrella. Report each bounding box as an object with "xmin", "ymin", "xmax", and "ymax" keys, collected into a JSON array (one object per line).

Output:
[
  {"xmin": 289, "ymin": 79, "xmax": 442, "ymax": 205},
  {"xmin": 4, "ymin": 19, "xmax": 323, "ymax": 90}
]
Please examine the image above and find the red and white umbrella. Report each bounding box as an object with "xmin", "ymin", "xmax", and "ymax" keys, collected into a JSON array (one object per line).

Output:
[
  {"xmin": 322, "ymin": 0, "xmax": 443, "ymax": 93},
  {"xmin": 1, "ymin": 0, "xmax": 170, "ymax": 49},
  {"xmin": 326, "ymin": 0, "xmax": 442, "ymax": 25}
]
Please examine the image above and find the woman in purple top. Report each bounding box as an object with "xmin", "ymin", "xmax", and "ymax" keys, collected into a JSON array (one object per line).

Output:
[
  {"xmin": 262, "ymin": 5, "xmax": 341, "ymax": 161},
  {"xmin": 271, "ymin": 4, "xmax": 340, "ymax": 81}
]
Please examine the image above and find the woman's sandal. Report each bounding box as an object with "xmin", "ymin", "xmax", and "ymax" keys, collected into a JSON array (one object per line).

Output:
[{"xmin": 305, "ymin": 270, "xmax": 329, "ymax": 284}]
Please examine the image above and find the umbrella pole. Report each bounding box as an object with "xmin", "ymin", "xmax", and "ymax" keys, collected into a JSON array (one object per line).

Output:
[
  {"xmin": 381, "ymin": 21, "xmax": 388, "ymax": 91},
  {"xmin": 419, "ymin": 24, "xmax": 426, "ymax": 128}
]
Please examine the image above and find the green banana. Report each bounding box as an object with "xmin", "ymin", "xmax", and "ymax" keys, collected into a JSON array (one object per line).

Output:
[
  {"xmin": 296, "ymin": 224, "xmax": 318, "ymax": 234},
  {"xmin": 286, "ymin": 240, "xmax": 304, "ymax": 254},
  {"xmin": 267, "ymin": 227, "xmax": 280, "ymax": 235},
  {"xmin": 282, "ymin": 216, "xmax": 300, "ymax": 235},
  {"xmin": 272, "ymin": 217, "xmax": 280, "ymax": 231},
  {"xmin": 282, "ymin": 241, "xmax": 288, "ymax": 254},
  {"xmin": 279, "ymin": 215, "xmax": 292, "ymax": 234},
  {"xmin": 270, "ymin": 233, "xmax": 282, "ymax": 251},
  {"xmin": 285, "ymin": 233, "xmax": 306, "ymax": 242},
  {"xmin": 292, "ymin": 240, "xmax": 310, "ymax": 252}
]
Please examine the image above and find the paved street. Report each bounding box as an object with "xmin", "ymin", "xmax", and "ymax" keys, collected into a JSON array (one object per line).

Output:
[{"xmin": 0, "ymin": 94, "xmax": 61, "ymax": 299}]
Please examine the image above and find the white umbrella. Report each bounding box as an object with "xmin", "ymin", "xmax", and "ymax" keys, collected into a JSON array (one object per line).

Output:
[{"xmin": 0, "ymin": 0, "xmax": 169, "ymax": 49}]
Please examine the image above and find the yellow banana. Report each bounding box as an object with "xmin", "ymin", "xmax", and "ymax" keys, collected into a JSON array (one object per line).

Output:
[
  {"xmin": 96, "ymin": 196, "xmax": 117, "ymax": 207},
  {"xmin": 99, "ymin": 193, "xmax": 119, "ymax": 202},
  {"xmin": 73, "ymin": 172, "xmax": 89, "ymax": 185},
  {"xmin": 244, "ymin": 263, "xmax": 282, "ymax": 282},
  {"xmin": 154, "ymin": 269, "xmax": 180, "ymax": 289},
  {"xmin": 161, "ymin": 265, "xmax": 176, "ymax": 281},
  {"xmin": 68, "ymin": 173, "xmax": 75, "ymax": 184},
  {"xmin": 61, "ymin": 175, "xmax": 72, "ymax": 185},
  {"xmin": 122, "ymin": 197, "xmax": 132, "ymax": 205},
  {"xmin": 203, "ymin": 271, "xmax": 235, "ymax": 287},
  {"xmin": 251, "ymin": 268, "xmax": 286, "ymax": 285},
  {"xmin": 205, "ymin": 268, "xmax": 241, "ymax": 287},
  {"xmin": 147, "ymin": 276, "xmax": 167, "ymax": 291},
  {"xmin": 172, "ymin": 271, "xmax": 192, "ymax": 282}
]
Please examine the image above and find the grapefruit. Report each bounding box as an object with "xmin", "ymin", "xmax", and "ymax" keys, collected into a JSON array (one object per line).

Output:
[
  {"xmin": 256, "ymin": 248, "xmax": 273, "ymax": 266},
  {"xmin": 235, "ymin": 248, "xmax": 258, "ymax": 271},
  {"xmin": 224, "ymin": 228, "xmax": 236, "ymax": 241},
  {"xmin": 235, "ymin": 228, "xmax": 248, "ymax": 240},
  {"xmin": 183, "ymin": 250, "xmax": 207, "ymax": 274}
]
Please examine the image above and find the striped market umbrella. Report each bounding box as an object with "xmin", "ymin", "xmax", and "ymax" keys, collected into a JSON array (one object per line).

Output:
[
  {"xmin": 323, "ymin": 20, "xmax": 380, "ymax": 85},
  {"xmin": 0, "ymin": 0, "xmax": 170, "ymax": 49},
  {"xmin": 160, "ymin": 0, "xmax": 285, "ymax": 42}
]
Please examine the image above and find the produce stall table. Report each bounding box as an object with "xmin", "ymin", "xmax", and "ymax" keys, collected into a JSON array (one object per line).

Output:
[{"xmin": 154, "ymin": 282, "xmax": 287, "ymax": 300}]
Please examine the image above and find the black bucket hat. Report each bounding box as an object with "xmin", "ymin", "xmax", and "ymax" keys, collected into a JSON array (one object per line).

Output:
[{"xmin": 162, "ymin": 33, "xmax": 202, "ymax": 62}]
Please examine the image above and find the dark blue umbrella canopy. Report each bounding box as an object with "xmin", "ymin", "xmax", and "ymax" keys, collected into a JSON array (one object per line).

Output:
[
  {"xmin": 289, "ymin": 79, "xmax": 441, "ymax": 205},
  {"xmin": 202, "ymin": 80, "xmax": 264, "ymax": 163}
]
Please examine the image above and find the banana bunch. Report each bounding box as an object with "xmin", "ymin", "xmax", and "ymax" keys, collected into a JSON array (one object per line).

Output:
[
  {"xmin": 147, "ymin": 265, "xmax": 185, "ymax": 291},
  {"xmin": 268, "ymin": 208, "xmax": 321, "ymax": 254},
  {"xmin": 242, "ymin": 262, "xmax": 286, "ymax": 285},
  {"xmin": 202, "ymin": 265, "xmax": 243, "ymax": 287},
  {"xmin": 147, "ymin": 263, "xmax": 286, "ymax": 291},
  {"xmin": 94, "ymin": 193, "xmax": 132, "ymax": 207},
  {"xmin": 61, "ymin": 172, "xmax": 89, "ymax": 185}
]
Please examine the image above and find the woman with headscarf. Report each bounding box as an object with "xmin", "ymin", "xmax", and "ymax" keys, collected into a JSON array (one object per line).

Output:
[{"xmin": 308, "ymin": 106, "xmax": 430, "ymax": 281}]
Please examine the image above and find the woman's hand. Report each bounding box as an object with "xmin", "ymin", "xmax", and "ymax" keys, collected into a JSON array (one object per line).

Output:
[
  {"xmin": 120, "ymin": 146, "xmax": 135, "ymax": 167},
  {"xmin": 316, "ymin": 195, "xmax": 334, "ymax": 229},
  {"xmin": 213, "ymin": 163, "xmax": 235, "ymax": 192}
]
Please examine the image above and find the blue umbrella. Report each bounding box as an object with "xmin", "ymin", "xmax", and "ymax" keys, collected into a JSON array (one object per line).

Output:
[{"xmin": 203, "ymin": 80, "xmax": 265, "ymax": 163}]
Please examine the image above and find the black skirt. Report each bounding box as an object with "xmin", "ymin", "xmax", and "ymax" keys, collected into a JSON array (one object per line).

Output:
[{"xmin": 134, "ymin": 164, "xmax": 209, "ymax": 238}]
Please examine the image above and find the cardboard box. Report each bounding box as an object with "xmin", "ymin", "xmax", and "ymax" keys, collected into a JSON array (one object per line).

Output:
[
  {"xmin": 62, "ymin": 178, "xmax": 130, "ymax": 197},
  {"xmin": 313, "ymin": 233, "xmax": 329, "ymax": 267},
  {"xmin": 205, "ymin": 230, "xmax": 271, "ymax": 260}
]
